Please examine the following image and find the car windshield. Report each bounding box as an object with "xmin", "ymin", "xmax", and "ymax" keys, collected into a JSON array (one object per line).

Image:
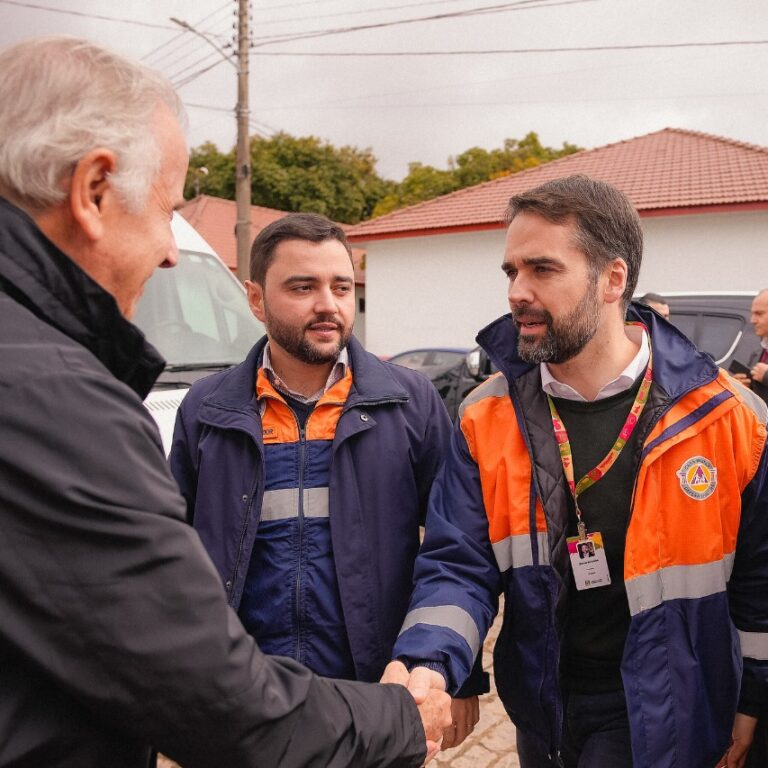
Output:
[
  {"xmin": 390, "ymin": 349, "xmax": 466, "ymax": 376},
  {"xmin": 133, "ymin": 249, "xmax": 265, "ymax": 368}
]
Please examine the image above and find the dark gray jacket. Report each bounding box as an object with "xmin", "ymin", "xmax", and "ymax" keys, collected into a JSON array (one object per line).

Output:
[{"xmin": 0, "ymin": 198, "xmax": 425, "ymax": 768}]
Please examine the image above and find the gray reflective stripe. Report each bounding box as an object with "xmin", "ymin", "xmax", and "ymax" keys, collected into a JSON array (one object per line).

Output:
[
  {"xmin": 738, "ymin": 630, "xmax": 768, "ymax": 661},
  {"xmin": 492, "ymin": 532, "xmax": 550, "ymax": 571},
  {"xmin": 458, "ymin": 373, "xmax": 508, "ymax": 419},
  {"xmin": 730, "ymin": 375, "xmax": 768, "ymax": 425},
  {"xmin": 260, "ymin": 487, "xmax": 329, "ymax": 521},
  {"xmin": 303, "ymin": 487, "xmax": 329, "ymax": 518},
  {"xmin": 625, "ymin": 555, "xmax": 734, "ymax": 616},
  {"xmin": 398, "ymin": 605, "xmax": 481, "ymax": 658}
]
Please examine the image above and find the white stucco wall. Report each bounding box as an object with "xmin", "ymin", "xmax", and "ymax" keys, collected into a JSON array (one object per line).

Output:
[
  {"xmin": 363, "ymin": 229, "xmax": 508, "ymax": 357},
  {"xmin": 359, "ymin": 210, "xmax": 768, "ymax": 358},
  {"xmin": 637, "ymin": 211, "xmax": 768, "ymax": 294}
]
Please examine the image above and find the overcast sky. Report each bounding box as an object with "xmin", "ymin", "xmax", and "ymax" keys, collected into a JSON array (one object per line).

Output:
[{"xmin": 1, "ymin": 0, "xmax": 767, "ymax": 180}]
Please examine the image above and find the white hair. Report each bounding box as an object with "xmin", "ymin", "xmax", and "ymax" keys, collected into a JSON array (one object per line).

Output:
[{"xmin": 0, "ymin": 37, "xmax": 187, "ymax": 212}]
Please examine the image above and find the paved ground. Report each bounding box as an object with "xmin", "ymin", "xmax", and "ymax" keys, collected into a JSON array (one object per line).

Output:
[
  {"xmin": 159, "ymin": 607, "xmax": 518, "ymax": 768},
  {"xmin": 433, "ymin": 603, "xmax": 519, "ymax": 768}
]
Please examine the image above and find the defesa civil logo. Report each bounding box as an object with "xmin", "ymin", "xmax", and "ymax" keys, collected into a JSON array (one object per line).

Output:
[{"xmin": 677, "ymin": 456, "xmax": 717, "ymax": 500}]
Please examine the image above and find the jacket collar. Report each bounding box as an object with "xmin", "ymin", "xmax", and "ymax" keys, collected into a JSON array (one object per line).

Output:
[
  {"xmin": 476, "ymin": 301, "xmax": 719, "ymax": 402},
  {"xmin": 201, "ymin": 334, "xmax": 409, "ymax": 418},
  {"xmin": 0, "ymin": 197, "xmax": 164, "ymax": 398}
]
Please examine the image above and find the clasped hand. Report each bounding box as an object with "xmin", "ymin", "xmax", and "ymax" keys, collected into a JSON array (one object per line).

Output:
[{"xmin": 381, "ymin": 661, "xmax": 479, "ymax": 764}]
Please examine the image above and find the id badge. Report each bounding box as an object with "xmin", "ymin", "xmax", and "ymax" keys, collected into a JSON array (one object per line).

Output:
[{"xmin": 567, "ymin": 532, "xmax": 610, "ymax": 590}]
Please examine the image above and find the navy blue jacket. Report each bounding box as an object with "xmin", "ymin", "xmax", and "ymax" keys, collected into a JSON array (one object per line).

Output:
[{"xmin": 171, "ymin": 335, "xmax": 457, "ymax": 684}]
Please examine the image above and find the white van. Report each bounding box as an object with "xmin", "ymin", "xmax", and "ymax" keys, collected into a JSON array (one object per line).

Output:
[{"xmin": 134, "ymin": 214, "xmax": 265, "ymax": 453}]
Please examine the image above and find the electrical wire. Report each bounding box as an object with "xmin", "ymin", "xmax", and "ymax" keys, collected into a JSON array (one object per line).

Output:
[
  {"xmin": 251, "ymin": 38, "xmax": 768, "ymax": 56},
  {"xmin": 143, "ymin": 2, "xmax": 232, "ymax": 65},
  {"xmin": 253, "ymin": 0, "xmax": 512, "ymax": 28},
  {"xmin": 251, "ymin": 0, "xmax": 591, "ymax": 47},
  {"xmin": 0, "ymin": 0, "xmax": 177, "ymax": 30}
]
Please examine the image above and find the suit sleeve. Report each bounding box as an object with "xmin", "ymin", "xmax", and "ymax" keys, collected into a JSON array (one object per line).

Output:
[
  {"xmin": 393, "ymin": 417, "xmax": 500, "ymax": 695},
  {"xmin": 0, "ymin": 370, "xmax": 426, "ymax": 768}
]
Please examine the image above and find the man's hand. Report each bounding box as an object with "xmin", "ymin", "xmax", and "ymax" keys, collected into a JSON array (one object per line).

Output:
[
  {"xmin": 442, "ymin": 696, "xmax": 480, "ymax": 749},
  {"xmin": 751, "ymin": 362, "xmax": 768, "ymax": 384},
  {"xmin": 715, "ymin": 712, "xmax": 757, "ymax": 768},
  {"xmin": 381, "ymin": 661, "xmax": 451, "ymax": 764},
  {"xmin": 732, "ymin": 372, "xmax": 752, "ymax": 388},
  {"xmin": 380, "ymin": 661, "xmax": 447, "ymax": 703}
]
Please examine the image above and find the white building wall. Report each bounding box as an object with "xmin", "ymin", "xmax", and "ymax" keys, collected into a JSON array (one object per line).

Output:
[
  {"xmin": 637, "ymin": 211, "xmax": 768, "ymax": 294},
  {"xmin": 364, "ymin": 229, "xmax": 508, "ymax": 357},
  {"xmin": 361, "ymin": 210, "xmax": 768, "ymax": 358}
]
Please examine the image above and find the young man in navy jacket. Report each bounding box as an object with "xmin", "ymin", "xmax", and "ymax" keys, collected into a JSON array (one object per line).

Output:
[{"xmin": 170, "ymin": 213, "xmax": 485, "ymax": 751}]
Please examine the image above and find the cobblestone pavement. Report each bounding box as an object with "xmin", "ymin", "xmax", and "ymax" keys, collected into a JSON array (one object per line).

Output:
[
  {"xmin": 434, "ymin": 605, "xmax": 519, "ymax": 768},
  {"xmin": 158, "ymin": 607, "xmax": 517, "ymax": 768}
]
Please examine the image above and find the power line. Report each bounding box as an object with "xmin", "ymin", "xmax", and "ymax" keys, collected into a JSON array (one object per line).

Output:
[
  {"xmin": 0, "ymin": 0, "xmax": 177, "ymax": 30},
  {"xmin": 251, "ymin": 0, "xmax": 593, "ymax": 47},
  {"xmin": 253, "ymin": 90, "xmax": 768, "ymax": 111},
  {"xmin": 168, "ymin": 50, "xmax": 228, "ymax": 85},
  {"xmin": 253, "ymin": 0, "xmax": 511, "ymax": 28},
  {"xmin": 142, "ymin": 2, "xmax": 232, "ymax": 64},
  {"xmin": 173, "ymin": 57, "xmax": 232, "ymax": 89},
  {"xmin": 251, "ymin": 39, "xmax": 768, "ymax": 56}
]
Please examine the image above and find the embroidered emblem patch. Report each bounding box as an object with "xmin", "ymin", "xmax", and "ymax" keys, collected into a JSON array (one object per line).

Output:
[{"xmin": 677, "ymin": 456, "xmax": 717, "ymax": 500}]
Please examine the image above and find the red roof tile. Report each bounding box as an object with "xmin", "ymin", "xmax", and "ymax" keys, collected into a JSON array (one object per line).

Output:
[
  {"xmin": 179, "ymin": 195, "xmax": 365, "ymax": 283},
  {"xmin": 346, "ymin": 128, "xmax": 768, "ymax": 241}
]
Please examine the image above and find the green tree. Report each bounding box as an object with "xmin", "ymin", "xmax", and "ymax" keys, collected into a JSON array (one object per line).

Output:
[
  {"xmin": 372, "ymin": 163, "xmax": 458, "ymax": 217},
  {"xmin": 374, "ymin": 132, "xmax": 582, "ymax": 216},
  {"xmin": 184, "ymin": 141, "xmax": 235, "ymax": 200},
  {"xmin": 184, "ymin": 133, "xmax": 394, "ymax": 224}
]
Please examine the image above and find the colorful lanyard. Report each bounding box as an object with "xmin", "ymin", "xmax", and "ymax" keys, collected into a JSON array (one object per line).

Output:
[{"xmin": 547, "ymin": 323, "xmax": 652, "ymax": 539}]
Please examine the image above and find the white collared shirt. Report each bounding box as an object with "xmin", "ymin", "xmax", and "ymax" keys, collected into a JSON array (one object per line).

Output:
[
  {"xmin": 540, "ymin": 326, "xmax": 650, "ymax": 402},
  {"xmin": 262, "ymin": 343, "xmax": 349, "ymax": 404}
]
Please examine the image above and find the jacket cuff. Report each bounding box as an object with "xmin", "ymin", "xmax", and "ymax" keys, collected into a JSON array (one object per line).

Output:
[
  {"xmin": 403, "ymin": 659, "xmax": 449, "ymax": 687},
  {"xmin": 455, "ymin": 653, "xmax": 490, "ymax": 697}
]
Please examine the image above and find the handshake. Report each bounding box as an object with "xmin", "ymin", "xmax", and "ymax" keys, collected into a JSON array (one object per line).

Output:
[{"xmin": 380, "ymin": 661, "xmax": 480, "ymax": 764}]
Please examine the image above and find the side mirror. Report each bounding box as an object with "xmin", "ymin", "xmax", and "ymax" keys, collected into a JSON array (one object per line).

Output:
[{"xmin": 465, "ymin": 348, "xmax": 481, "ymax": 378}]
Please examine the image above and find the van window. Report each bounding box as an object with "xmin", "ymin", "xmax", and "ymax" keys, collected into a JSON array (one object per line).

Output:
[
  {"xmin": 668, "ymin": 311, "xmax": 745, "ymax": 364},
  {"xmin": 133, "ymin": 249, "xmax": 265, "ymax": 367}
]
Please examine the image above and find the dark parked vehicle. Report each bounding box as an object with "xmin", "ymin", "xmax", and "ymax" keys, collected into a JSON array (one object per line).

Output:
[
  {"xmin": 663, "ymin": 292, "xmax": 758, "ymax": 369},
  {"xmin": 388, "ymin": 347, "xmax": 494, "ymax": 420}
]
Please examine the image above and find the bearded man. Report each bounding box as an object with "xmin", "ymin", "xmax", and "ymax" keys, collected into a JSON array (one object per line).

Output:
[
  {"xmin": 170, "ymin": 212, "xmax": 485, "ymax": 753},
  {"xmin": 383, "ymin": 175, "xmax": 768, "ymax": 768}
]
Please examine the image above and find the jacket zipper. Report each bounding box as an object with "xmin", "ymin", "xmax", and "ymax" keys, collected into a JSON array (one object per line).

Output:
[{"xmin": 295, "ymin": 420, "xmax": 307, "ymax": 662}]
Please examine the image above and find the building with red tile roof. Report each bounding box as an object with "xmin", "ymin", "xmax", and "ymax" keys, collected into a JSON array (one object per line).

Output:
[
  {"xmin": 345, "ymin": 129, "xmax": 768, "ymax": 357},
  {"xmin": 347, "ymin": 128, "xmax": 768, "ymax": 242}
]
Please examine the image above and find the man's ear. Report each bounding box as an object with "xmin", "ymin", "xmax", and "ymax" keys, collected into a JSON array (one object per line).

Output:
[
  {"xmin": 68, "ymin": 148, "xmax": 118, "ymax": 242},
  {"xmin": 602, "ymin": 258, "xmax": 628, "ymax": 306},
  {"xmin": 245, "ymin": 279, "xmax": 266, "ymax": 323}
]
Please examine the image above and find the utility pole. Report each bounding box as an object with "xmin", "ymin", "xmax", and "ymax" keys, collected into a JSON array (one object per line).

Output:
[
  {"xmin": 171, "ymin": 3, "xmax": 251, "ymax": 281},
  {"xmin": 235, "ymin": 0, "xmax": 251, "ymax": 283}
]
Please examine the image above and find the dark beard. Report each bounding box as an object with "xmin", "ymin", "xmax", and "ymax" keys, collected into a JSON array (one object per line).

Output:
[
  {"xmin": 515, "ymin": 278, "xmax": 600, "ymax": 364},
  {"xmin": 265, "ymin": 310, "xmax": 352, "ymax": 366}
]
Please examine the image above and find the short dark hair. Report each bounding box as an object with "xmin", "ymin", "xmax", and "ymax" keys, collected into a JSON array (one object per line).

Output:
[
  {"xmin": 249, "ymin": 212, "xmax": 353, "ymax": 284},
  {"xmin": 505, "ymin": 175, "xmax": 643, "ymax": 308}
]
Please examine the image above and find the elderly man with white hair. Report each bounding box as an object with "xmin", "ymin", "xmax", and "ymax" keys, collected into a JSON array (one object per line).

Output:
[{"xmin": 0, "ymin": 37, "xmax": 450, "ymax": 768}]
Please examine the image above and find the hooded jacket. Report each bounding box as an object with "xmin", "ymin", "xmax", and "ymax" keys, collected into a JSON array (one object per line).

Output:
[
  {"xmin": 0, "ymin": 197, "xmax": 427, "ymax": 768},
  {"xmin": 393, "ymin": 304, "xmax": 768, "ymax": 768}
]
